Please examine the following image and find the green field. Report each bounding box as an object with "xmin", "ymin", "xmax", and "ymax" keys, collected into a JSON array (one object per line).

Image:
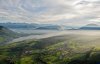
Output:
[
  {"xmin": 0, "ymin": 34, "xmax": 100, "ymax": 64},
  {"xmin": 0, "ymin": 37, "xmax": 5, "ymax": 42}
]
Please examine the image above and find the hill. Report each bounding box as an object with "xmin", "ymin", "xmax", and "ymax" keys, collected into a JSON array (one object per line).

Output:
[
  {"xmin": 79, "ymin": 24, "xmax": 100, "ymax": 30},
  {"xmin": 0, "ymin": 26, "xmax": 18, "ymax": 45},
  {"xmin": 84, "ymin": 24, "xmax": 99, "ymax": 27}
]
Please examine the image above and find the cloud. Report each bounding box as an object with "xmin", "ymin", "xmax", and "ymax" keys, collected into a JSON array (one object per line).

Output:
[{"xmin": 0, "ymin": 0, "xmax": 99, "ymax": 26}]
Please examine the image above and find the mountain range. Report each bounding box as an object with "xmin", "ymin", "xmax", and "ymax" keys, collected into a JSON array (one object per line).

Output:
[
  {"xmin": 1, "ymin": 22, "xmax": 100, "ymax": 30},
  {"xmin": 0, "ymin": 23, "xmax": 65, "ymax": 30},
  {"xmin": 79, "ymin": 24, "xmax": 100, "ymax": 30},
  {"xmin": 0, "ymin": 23, "xmax": 38, "ymax": 29}
]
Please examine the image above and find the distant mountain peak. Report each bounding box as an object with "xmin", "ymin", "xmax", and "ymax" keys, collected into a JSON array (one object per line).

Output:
[
  {"xmin": 79, "ymin": 23, "xmax": 100, "ymax": 30},
  {"xmin": 86, "ymin": 24, "xmax": 99, "ymax": 27}
]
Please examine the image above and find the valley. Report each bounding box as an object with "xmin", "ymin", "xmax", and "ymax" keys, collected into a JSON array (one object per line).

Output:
[
  {"xmin": 1, "ymin": 30, "xmax": 100, "ymax": 64},
  {"xmin": 0, "ymin": 0, "xmax": 99, "ymax": 64}
]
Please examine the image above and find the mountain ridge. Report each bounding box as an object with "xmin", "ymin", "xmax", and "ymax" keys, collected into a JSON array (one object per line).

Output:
[{"xmin": 79, "ymin": 23, "xmax": 100, "ymax": 30}]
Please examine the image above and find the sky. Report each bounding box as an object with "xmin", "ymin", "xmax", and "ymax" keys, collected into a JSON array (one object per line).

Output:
[{"xmin": 0, "ymin": 0, "xmax": 100, "ymax": 26}]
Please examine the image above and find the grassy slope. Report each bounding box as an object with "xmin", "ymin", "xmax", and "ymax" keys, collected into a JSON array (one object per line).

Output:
[
  {"xmin": 0, "ymin": 37, "xmax": 5, "ymax": 42},
  {"xmin": 0, "ymin": 26, "xmax": 19, "ymax": 45},
  {"xmin": 0, "ymin": 34, "xmax": 100, "ymax": 64}
]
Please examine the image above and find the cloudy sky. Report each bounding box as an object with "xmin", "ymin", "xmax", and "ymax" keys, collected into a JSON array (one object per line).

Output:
[{"xmin": 0, "ymin": 0, "xmax": 100, "ymax": 26}]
